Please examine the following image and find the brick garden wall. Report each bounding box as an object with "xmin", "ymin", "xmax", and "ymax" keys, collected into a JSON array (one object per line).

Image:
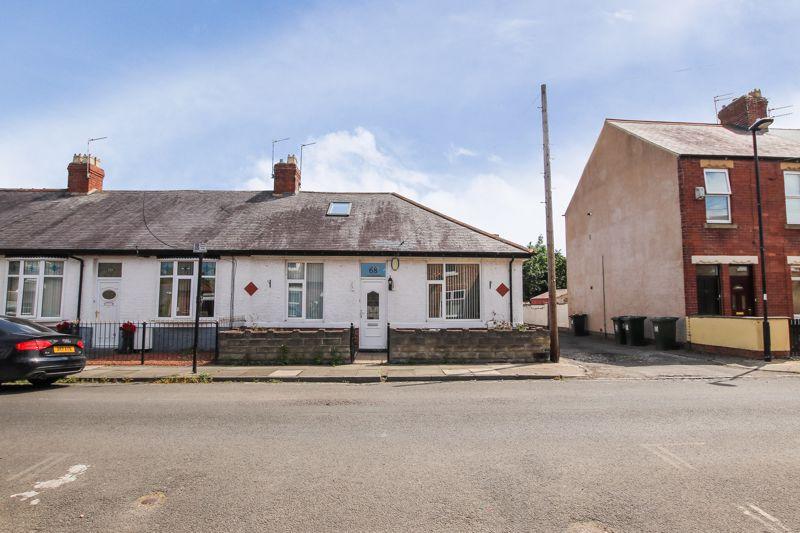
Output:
[
  {"xmin": 678, "ymin": 157, "xmax": 800, "ymax": 317},
  {"xmin": 218, "ymin": 328, "xmax": 352, "ymax": 364},
  {"xmin": 389, "ymin": 328, "xmax": 549, "ymax": 363}
]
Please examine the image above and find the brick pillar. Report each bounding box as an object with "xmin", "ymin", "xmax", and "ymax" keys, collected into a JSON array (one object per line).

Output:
[{"xmin": 719, "ymin": 265, "xmax": 731, "ymax": 315}]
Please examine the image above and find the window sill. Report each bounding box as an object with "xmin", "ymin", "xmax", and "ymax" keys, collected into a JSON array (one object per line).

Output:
[
  {"xmin": 704, "ymin": 223, "xmax": 738, "ymax": 229},
  {"xmin": 786, "ymin": 224, "xmax": 800, "ymax": 229}
]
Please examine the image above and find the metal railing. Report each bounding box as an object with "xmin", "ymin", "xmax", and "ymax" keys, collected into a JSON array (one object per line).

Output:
[
  {"xmin": 790, "ymin": 318, "xmax": 800, "ymax": 356},
  {"xmin": 58, "ymin": 321, "xmax": 222, "ymax": 363}
]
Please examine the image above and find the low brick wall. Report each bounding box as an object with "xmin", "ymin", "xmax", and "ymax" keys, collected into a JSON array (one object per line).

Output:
[
  {"xmin": 219, "ymin": 328, "xmax": 352, "ymax": 364},
  {"xmin": 389, "ymin": 328, "xmax": 550, "ymax": 363}
]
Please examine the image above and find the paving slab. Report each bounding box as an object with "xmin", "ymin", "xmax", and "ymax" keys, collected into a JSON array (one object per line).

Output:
[
  {"xmin": 468, "ymin": 368, "xmax": 502, "ymax": 376},
  {"xmin": 441, "ymin": 368, "xmax": 472, "ymax": 376},
  {"xmin": 269, "ymin": 370, "xmax": 303, "ymax": 378}
]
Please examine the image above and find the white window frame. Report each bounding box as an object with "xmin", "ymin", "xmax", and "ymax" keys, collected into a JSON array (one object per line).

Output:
[
  {"xmin": 199, "ymin": 262, "xmax": 216, "ymax": 319},
  {"xmin": 703, "ymin": 169, "xmax": 732, "ymax": 223},
  {"xmin": 285, "ymin": 261, "xmax": 324, "ymax": 320},
  {"xmin": 4, "ymin": 258, "xmax": 65, "ymax": 320},
  {"xmin": 426, "ymin": 262, "xmax": 481, "ymax": 321},
  {"xmin": 156, "ymin": 259, "xmax": 216, "ymax": 319},
  {"xmin": 784, "ymin": 171, "xmax": 800, "ymax": 225},
  {"xmin": 326, "ymin": 202, "xmax": 352, "ymax": 216}
]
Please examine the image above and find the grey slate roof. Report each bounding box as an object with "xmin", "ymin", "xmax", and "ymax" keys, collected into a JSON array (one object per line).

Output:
[
  {"xmin": 608, "ymin": 119, "xmax": 800, "ymax": 158},
  {"xmin": 0, "ymin": 189, "xmax": 529, "ymax": 257}
]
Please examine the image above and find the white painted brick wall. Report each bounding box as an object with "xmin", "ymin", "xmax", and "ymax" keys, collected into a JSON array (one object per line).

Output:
[{"xmin": 1, "ymin": 254, "xmax": 524, "ymax": 328}]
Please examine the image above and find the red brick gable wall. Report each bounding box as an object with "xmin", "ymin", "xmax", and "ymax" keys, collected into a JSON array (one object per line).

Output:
[{"xmin": 678, "ymin": 156, "xmax": 798, "ymax": 317}]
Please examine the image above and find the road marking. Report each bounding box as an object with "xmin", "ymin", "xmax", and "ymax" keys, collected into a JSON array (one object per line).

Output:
[
  {"xmin": 9, "ymin": 464, "xmax": 90, "ymax": 506},
  {"xmin": 34, "ymin": 464, "xmax": 89, "ymax": 489},
  {"xmin": 6, "ymin": 453, "xmax": 70, "ymax": 481},
  {"xmin": 10, "ymin": 490, "xmax": 39, "ymax": 504},
  {"xmin": 640, "ymin": 442, "xmax": 705, "ymax": 470},
  {"xmin": 737, "ymin": 504, "xmax": 792, "ymax": 532}
]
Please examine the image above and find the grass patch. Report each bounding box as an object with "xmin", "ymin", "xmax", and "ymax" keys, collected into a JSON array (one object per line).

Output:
[{"xmin": 154, "ymin": 372, "xmax": 213, "ymax": 384}]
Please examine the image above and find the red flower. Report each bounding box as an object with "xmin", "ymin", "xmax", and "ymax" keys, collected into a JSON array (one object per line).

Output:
[{"xmin": 56, "ymin": 321, "xmax": 78, "ymax": 333}]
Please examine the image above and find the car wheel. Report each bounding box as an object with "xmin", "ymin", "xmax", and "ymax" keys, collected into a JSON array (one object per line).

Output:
[{"xmin": 28, "ymin": 377, "xmax": 59, "ymax": 387}]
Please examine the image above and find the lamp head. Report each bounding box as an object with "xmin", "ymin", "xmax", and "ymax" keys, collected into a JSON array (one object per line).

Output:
[{"xmin": 749, "ymin": 117, "xmax": 774, "ymax": 132}]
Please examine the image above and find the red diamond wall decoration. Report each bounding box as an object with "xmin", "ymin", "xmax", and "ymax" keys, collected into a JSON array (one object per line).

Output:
[
  {"xmin": 244, "ymin": 282, "xmax": 259, "ymax": 296},
  {"xmin": 496, "ymin": 283, "xmax": 509, "ymax": 297}
]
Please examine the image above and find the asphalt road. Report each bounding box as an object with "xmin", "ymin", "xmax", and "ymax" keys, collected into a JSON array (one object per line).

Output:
[{"xmin": 2, "ymin": 378, "xmax": 800, "ymax": 532}]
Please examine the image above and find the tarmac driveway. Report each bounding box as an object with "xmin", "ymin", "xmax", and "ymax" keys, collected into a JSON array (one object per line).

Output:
[{"xmin": 560, "ymin": 333, "xmax": 800, "ymax": 381}]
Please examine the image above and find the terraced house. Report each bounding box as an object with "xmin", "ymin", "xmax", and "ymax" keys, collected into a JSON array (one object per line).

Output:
[
  {"xmin": 0, "ymin": 154, "xmax": 539, "ymax": 363},
  {"xmin": 566, "ymin": 89, "xmax": 800, "ymax": 357}
]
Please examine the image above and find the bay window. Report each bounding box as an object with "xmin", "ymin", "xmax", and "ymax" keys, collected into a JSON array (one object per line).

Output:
[
  {"xmin": 158, "ymin": 260, "xmax": 216, "ymax": 318},
  {"xmin": 286, "ymin": 262, "xmax": 323, "ymax": 319},
  {"xmin": 704, "ymin": 169, "xmax": 732, "ymax": 223},
  {"xmin": 427, "ymin": 263, "xmax": 480, "ymax": 320},
  {"xmin": 5, "ymin": 259, "xmax": 64, "ymax": 319}
]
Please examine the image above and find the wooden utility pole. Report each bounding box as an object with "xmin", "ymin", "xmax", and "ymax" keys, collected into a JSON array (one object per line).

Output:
[{"xmin": 540, "ymin": 83, "xmax": 560, "ymax": 363}]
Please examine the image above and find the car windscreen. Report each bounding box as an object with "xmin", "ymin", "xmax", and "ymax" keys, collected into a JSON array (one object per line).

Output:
[{"xmin": 0, "ymin": 317, "xmax": 56, "ymax": 335}]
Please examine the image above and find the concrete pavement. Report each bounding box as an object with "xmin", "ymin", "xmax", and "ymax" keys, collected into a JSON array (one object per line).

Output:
[
  {"xmin": 561, "ymin": 333, "xmax": 800, "ymax": 380},
  {"xmin": 67, "ymin": 333, "xmax": 800, "ymax": 383},
  {"xmin": 74, "ymin": 360, "xmax": 587, "ymax": 383},
  {"xmin": 3, "ymin": 379, "xmax": 800, "ymax": 532}
]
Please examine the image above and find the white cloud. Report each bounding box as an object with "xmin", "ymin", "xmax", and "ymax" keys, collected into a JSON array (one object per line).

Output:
[
  {"xmin": 610, "ymin": 9, "xmax": 635, "ymax": 22},
  {"xmin": 446, "ymin": 144, "xmax": 478, "ymax": 162}
]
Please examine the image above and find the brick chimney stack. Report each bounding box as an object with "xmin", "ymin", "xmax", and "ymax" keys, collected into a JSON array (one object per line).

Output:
[
  {"xmin": 67, "ymin": 154, "xmax": 105, "ymax": 193},
  {"xmin": 273, "ymin": 154, "xmax": 301, "ymax": 195},
  {"xmin": 717, "ymin": 89, "xmax": 769, "ymax": 130}
]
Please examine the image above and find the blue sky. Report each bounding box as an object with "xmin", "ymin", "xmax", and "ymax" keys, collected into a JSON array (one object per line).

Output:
[{"xmin": 2, "ymin": 1, "xmax": 799, "ymax": 250}]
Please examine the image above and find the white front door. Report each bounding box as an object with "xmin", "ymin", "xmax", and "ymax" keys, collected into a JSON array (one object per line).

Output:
[
  {"xmin": 94, "ymin": 279, "xmax": 121, "ymax": 347},
  {"xmin": 359, "ymin": 279, "xmax": 387, "ymax": 350}
]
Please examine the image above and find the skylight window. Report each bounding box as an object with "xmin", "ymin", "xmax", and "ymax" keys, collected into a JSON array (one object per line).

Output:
[{"xmin": 327, "ymin": 202, "xmax": 352, "ymax": 216}]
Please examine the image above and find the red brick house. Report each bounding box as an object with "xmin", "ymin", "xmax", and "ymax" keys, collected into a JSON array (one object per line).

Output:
[{"xmin": 566, "ymin": 90, "xmax": 800, "ymax": 346}]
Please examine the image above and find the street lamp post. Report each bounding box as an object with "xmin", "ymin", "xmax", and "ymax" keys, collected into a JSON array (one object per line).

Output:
[
  {"xmin": 192, "ymin": 242, "xmax": 208, "ymax": 374},
  {"xmin": 749, "ymin": 116, "xmax": 775, "ymax": 362}
]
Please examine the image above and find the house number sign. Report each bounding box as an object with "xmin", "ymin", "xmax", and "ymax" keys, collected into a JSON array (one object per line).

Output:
[{"xmin": 360, "ymin": 263, "xmax": 386, "ymax": 278}]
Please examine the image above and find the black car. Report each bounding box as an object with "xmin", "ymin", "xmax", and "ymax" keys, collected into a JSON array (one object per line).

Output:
[{"xmin": 0, "ymin": 316, "xmax": 86, "ymax": 386}]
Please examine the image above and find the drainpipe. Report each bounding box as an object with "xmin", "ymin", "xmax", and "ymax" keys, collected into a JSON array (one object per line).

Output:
[
  {"xmin": 229, "ymin": 257, "xmax": 237, "ymax": 327},
  {"xmin": 508, "ymin": 258, "xmax": 514, "ymax": 325},
  {"xmin": 68, "ymin": 256, "xmax": 84, "ymax": 321}
]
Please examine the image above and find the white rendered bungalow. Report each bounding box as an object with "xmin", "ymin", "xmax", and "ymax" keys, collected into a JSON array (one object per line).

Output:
[{"xmin": 0, "ymin": 154, "xmax": 542, "ymax": 363}]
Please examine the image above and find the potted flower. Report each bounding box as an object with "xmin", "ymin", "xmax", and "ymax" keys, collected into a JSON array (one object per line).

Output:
[
  {"xmin": 119, "ymin": 321, "xmax": 137, "ymax": 354},
  {"xmin": 56, "ymin": 320, "xmax": 80, "ymax": 336}
]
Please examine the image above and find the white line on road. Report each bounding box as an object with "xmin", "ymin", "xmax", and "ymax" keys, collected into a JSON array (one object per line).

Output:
[
  {"xmin": 737, "ymin": 504, "xmax": 793, "ymax": 533},
  {"xmin": 641, "ymin": 445, "xmax": 683, "ymax": 469},
  {"xmin": 640, "ymin": 443, "xmax": 705, "ymax": 470},
  {"xmin": 6, "ymin": 453, "xmax": 70, "ymax": 481},
  {"xmin": 654, "ymin": 446, "xmax": 696, "ymax": 470}
]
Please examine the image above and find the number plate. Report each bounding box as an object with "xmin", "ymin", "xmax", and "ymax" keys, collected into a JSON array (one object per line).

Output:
[{"xmin": 52, "ymin": 346, "xmax": 76, "ymax": 354}]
